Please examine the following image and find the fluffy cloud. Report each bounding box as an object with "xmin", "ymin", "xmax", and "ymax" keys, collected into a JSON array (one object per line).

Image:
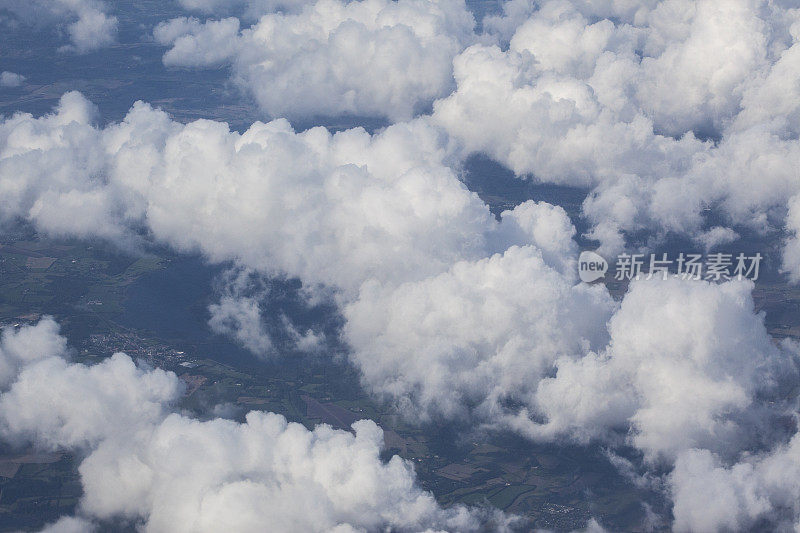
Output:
[
  {"xmin": 0, "ymin": 319, "xmax": 182, "ymax": 451},
  {"xmin": 0, "ymin": 92, "xmax": 505, "ymax": 294},
  {"xmin": 155, "ymin": 0, "xmax": 476, "ymax": 121},
  {"xmin": 152, "ymin": 0, "xmax": 800, "ymax": 268},
  {"xmin": 0, "ymin": 316, "xmax": 66, "ymax": 387},
  {"xmin": 669, "ymin": 432, "xmax": 800, "ymax": 533},
  {"xmin": 2, "ymin": 93, "xmax": 618, "ymax": 432},
  {"xmin": 209, "ymin": 290, "xmax": 275, "ymax": 354},
  {"xmin": 78, "ymin": 413, "xmax": 503, "ymax": 532},
  {"xmin": 0, "ymin": 352, "xmax": 181, "ymax": 450},
  {"xmin": 3, "ymin": 95, "xmax": 794, "ymax": 447},
  {"xmin": 39, "ymin": 516, "xmax": 96, "ymax": 533},
  {"xmin": 521, "ymin": 277, "xmax": 800, "ymax": 529},
  {"xmin": 533, "ymin": 278, "xmax": 795, "ymax": 460},
  {"xmin": 0, "ymin": 71, "xmax": 25, "ymax": 87},
  {"xmin": 4, "ymin": 92, "xmax": 800, "ymax": 530},
  {"xmin": 345, "ymin": 251, "xmax": 796, "ymax": 464},
  {"xmin": 0, "ymin": 0, "xmax": 117, "ymax": 52},
  {"xmin": 0, "ymin": 319, "xmax": 510, "ymax": 532},
  {"xmin": 433, "ymin": 0, "xmax": 800, "ymax": 257},
  {"xmin": 0, "ymin": 93, "xmax": 126, "ymax": 240},
  {"xmin": 344, "ymin": 244, "xmax": 614, "ymax": 422}
]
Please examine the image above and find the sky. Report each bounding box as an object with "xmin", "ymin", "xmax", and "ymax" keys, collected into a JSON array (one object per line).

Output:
[{"xmin": 1, "ymin": 0, "xmax": 800, "ymax": 531}]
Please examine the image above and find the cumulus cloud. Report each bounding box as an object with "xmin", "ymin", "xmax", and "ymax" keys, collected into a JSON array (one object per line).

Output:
[
  {"xmin": 4, "ymin": 92, "xmax": 800, "ymax": 530},
  {"xmin": 0, "ymin": 92, "xmax": 501, "ymax": 294},
  {"xmin": 155, "ymin": 0, "xmax": 476, "ymax": 121},
  {"xmin": 0, "ymin": 93, "xmax": 128, "ymax": 241},
  {"xmin": 0, "ymin": 71, "xmax": 25, "ymax": 87},
  {"xmin": 518, "ymin": 277, "xmax": 800, "ymax": 529},
  {"xmin": 344, "ymin": 244, "xmax": 614, "ymax": 422},
  {"xmin": 0, "ymin": 94, "xmax": 604, "ymax": 448},
  {"xmin": 2, "ymin": 93, "xmax": 793, "ymax": 432},
  {"xmin": 0, "ymin": 320, "xmax": 182, "ymax": 451},
  {"xmin": 0, "ymin": 0, "xmax": 117, "ymax": 52},
  {"xmin": 149, "ymin": 0, "xmax": 800, "ymax": 270},
  {"xmin": 0, "ymin": 319, "xmax": 510, "ymax": 532},
  {"xmin": 432, "ymin": 0, "xmax": 800, "ymax": 258},
  {"xmin": 533, "ymin": 278, "xmax": 795, "ymax": 460},
  {"xmin": 0, "ymin": 352, "xmax": 181, "ymax": 450},
  {"xmin": 78, "ymin": 413, "xmax": 503, "ymax": 532},
  {"xmin": 1, "ymin": 93, "xmax": 618, "ymax": 431},
  {"xmin": 0, "ymin": 316, "xmax": 66, "ymax": 388},
  {"xmin": 669, "ymin": 432, "xmax": 800, "ymax": 533},
  {"xmin": 39, "ymin": 516, "xmax": 96, "ymax": 533},
  {"xmin": 208, "ymin": 268, "xmax": 329, "ymax": 357},
  {"xmin": 0, "ymin": 96, "xmax": 555, "ymax": 525},
  {"xmin": 154, "ymin": 17, "xmax": 241, "ymax": 67},
  {"xmin": 209, "ymin": 291, "xmax": 274, "ymax": 354}
]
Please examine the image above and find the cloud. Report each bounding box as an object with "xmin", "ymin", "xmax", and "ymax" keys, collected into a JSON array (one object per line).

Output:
[
  {"xmin": 0, "ymin": 316, "xmax": 66, "ymax": 388},
  {"xmin": 78, "ymin": 413, "xmax": 506, "ymax": 532},
  {"xmin": 432, "ymin": 0, "xmax": 800, "ymax": 257},
  {"xmin": 528, "ymin": 277, "xmax": 800, "ymax": 528},
  {"xmin": 148, "ymin": 0, "xmax": 800, "ymax": 270},
  {"xmin": 669, "ymin": 433, "xmax": 800, "ymax": 533},
  {"xmin": 154, "ymin": 0, "xmax": 477, "ymax": 121},
  {"xmin": 0, "ymin": 0, "xmax": 117, "ymax": 52},
  {"xmin": 0, "ymin": 93, "xmax": 128, "ymax": 241},
  {"xmin": 39, "ymin": 516, "xmax": 96, "ymax": 533},
  {"xmin": 0, "ymin": 321, "xmax": 182, "ymax": 451},
  {"xmin": 208, "ymin": 268, "xmax": 329, "ymax": 357},
  {"xmin": 0, "ymin": 71, "xmax": 25, "ymax": 87},
  {"xmin": 0, "ymin": 92, "xmax": 502, "ymax": 294},
  {"xmin": 0, "ymin": 318, "xmax": 511, "ymax": 532},
  {"xmin": 343, "ymin": 244, "xmax": 614, "ymax": 422},
  {"xmin": 533, "ymin": 278, "xmax": 795, "ymax": 460},
  {"xmin": 4, "ymin": 93, "xmax": 800, "ymax": 529},
  {"xmin": 208, "ymin": 268, "xmax": 275, "ymax": 355},
  {"xmin": 154, "ymin": 17, "xmax": 241, "ymax": 67}
]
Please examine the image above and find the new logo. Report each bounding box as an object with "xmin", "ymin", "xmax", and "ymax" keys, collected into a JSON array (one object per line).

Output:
[{"xmin": 578, "ymin": 251, "xmax": 608, "ymax": 283}]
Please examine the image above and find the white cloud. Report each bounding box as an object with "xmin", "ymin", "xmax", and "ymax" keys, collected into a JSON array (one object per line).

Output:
[
  {"xmin": 79, "ymin": 413, "xmax": 506, "ymax": 532},
  {"xmin": 0, "ymin": 0, "xmax": 117, "ymax": 52},
  {"xmin": 4, "ymin": 92, "xmax": 800, "ymax": 530},
  {"xmin": 0, "ymin": 317, "xmax": 66, "ymax": 388},
  {"xmin": 0, "ymin": 321, "xmax": 181, "ymax": 454},
  {"xmin": 433, "ymin": 0, "xmax": 800, "ymax": 258},
  {"xmin": 0, "ymin": 71, "xmax": 25, "ymax": 87},
  {"xmin": 145, "ymin": 0, "xmax": 800, "ymax": 272},
  {"xmin": 343, "ymin": 244, "xmax": 614, "ymax": 422},
  {"xmin": 154, "ymin": 17, "xmax": 241, "ymax": 67},
  {"xmin": 782, "ymin": 194, "xmax": 800, "ymax": 282},
  {"xmin": 696, "ymin": 226, "xmax": 740, "ymax": 252},
  {"xmin": 523, "ymin": 277, "xmax": 800, "ymax": 529},
  {"xmin": 208, "ymin": 268, "xmax": 275, "ymax": 355},
  {"xmin": 0, "ymin": 318, "xmax": 510, "ymax": 533},
  {"xmin": 0, "ymin": 93, "xmax": 128, "ymax": 241},
  {"xmin": 0, "ymin": 352, "xmax": 182, "ymax": 450},
  {"xmin": 39, "ymin": 516, "xmax": 96, "ymax": 533},
  {"xmin": 155, "ymin": 0, "xmax": 476, "ymax": 121},
  {"xmin": 669, "ymin": 431, "xmax": 800, "ymax": 533},
  {"xmin": 531, "ymin": 278, "xmax": 796, "ymax": 461},
  {"xmin": 1, "ymin": 93, "xmax": 503, "ymax": 294}
]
